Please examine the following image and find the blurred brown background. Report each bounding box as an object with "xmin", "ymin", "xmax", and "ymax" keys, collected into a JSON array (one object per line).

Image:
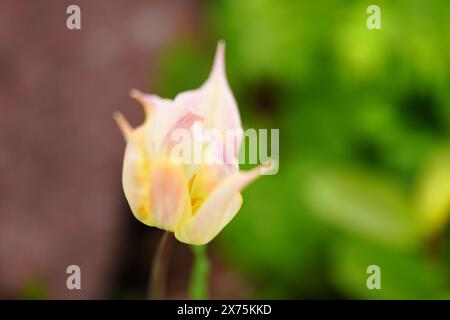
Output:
[{"xmin": 0, "ymin": 0, "xmax": 208, "ymax": 299}]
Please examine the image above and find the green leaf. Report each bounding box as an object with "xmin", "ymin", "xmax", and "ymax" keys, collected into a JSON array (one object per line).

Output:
[
  {"xmin": 415, "ymin": 146, "xmax": 450, "ymax": 237},
  {"xmin": 303, "ymin": 167, "xmax": 418, "ymax": 249},
  {"xmin": 330, "ymin": 237, "xmax": 445, "ymax": 299}
]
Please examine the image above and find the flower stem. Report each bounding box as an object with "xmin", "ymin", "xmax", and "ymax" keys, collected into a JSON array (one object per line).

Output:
[
  {"xmin": 189, "ymin": 245, "xmax": 209, "ymax": 300},
  {"xmin": 149, "ymin": 231, "xmax": 173, "ymax": 300}
]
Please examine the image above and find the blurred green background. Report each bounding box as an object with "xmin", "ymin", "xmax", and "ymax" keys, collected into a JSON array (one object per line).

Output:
[{"xmin": 155, "ymin": 0, "xmax": 450, "ymax": 299}]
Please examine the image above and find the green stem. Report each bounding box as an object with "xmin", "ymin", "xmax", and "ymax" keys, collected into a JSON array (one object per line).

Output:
[
  {"xmin": 149, "ymin": 231, "xmax": 173, "ymax": 300},
  {"xmin": 189, "ymin": 245, "xmax": 210, "ymax": 300}
]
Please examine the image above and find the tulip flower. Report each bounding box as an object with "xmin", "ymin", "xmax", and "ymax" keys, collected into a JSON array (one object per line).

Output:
[{"xmin": 115, "ymin": 42, "xmax": 271, "ymax": 245}]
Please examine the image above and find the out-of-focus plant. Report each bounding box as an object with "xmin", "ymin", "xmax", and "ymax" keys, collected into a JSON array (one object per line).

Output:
[
  {"xmin": 115, "ymin": 42, "xmax": 271, "ymax": 299},
  {"xmin": 21, "ymin": 279, "xmax": 48, "ymax": 300},
  {"xmin": 415, "ymin": 148, "xmax": 450, "ymax": 239}
]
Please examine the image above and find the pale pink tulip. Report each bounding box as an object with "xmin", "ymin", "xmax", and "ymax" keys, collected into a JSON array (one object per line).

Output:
[{"xmin": 115, "ymin": 42, "xmax": 270, "ymax": 245}]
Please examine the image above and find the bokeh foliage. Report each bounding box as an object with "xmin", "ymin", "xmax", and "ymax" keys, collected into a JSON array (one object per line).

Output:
[{"xmin": 155, "ymin": 0, "xmax": 450, "ymax": 298}]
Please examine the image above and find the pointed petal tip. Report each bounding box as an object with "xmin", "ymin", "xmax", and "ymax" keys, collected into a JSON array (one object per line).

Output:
[
  {"xmin": 129, "ymin": 89, "xmax": 151, "ymax": 116},
  {"xmin": 212, "ymin": 40, "xmax": 226, "ymax": 75},
  {"xmin": 241, "ymin": 160, "xmax": 277, "ymax": 179},
  {"xmin": 129, "ymin": 89, "xmax": 143, "ymax": 100},
  {"xmin": 259, "ymin": 159, "xmax": 278, "ymax": 175},
  {"xmin": 217, "ymin": 40, "xmax": 225, "ymax": 55},
  {"xmin": 113, "ymin": 111, "xmax": 133, "ymax": 140}
]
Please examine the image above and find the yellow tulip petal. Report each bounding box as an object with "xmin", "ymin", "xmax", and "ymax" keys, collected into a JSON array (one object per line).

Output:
[
  {"xmin": 149, "ymin": 158, "xmax": 192, "ymax": 232},
  {"xmin": 188, "ymin": 163, "xmax": 235, "ymax": 209},
  {"xmin": 131, "ymin": 90, "xmax": 199, "ymax": 154},
  {"xmin": 122, "ymin": 125, "xmax": 153, "ymax": 225},
  {"xmin": 116, "ymin": 41, "xmax": 271, "ymax": 244},
  {"xmin": 175, "ymin": 163, "xmax": 272, "ymax": 245},
  {"xmin": 174, "ymin": 41, "xmax": 243, "ymax": 156}
]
